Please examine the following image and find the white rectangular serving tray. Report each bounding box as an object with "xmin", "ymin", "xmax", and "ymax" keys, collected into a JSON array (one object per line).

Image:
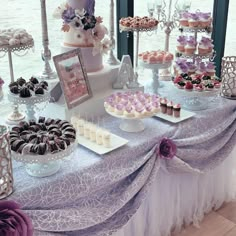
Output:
[
  {"xmin": 77, "ymin": 133, "xmax": 129, "ymax": 155},
  {"xmin": 155, "ymin": 109, "xmax": 195, "ymax": 123}
]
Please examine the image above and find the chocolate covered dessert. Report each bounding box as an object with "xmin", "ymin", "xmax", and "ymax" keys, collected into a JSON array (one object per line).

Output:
[
  {"xmin": 10, "ymin": 117, "xmax": 76, "ymax": 155},
  {"xmin": 9, "ymin": 76, "xmax": 48, "ymax": 97}
]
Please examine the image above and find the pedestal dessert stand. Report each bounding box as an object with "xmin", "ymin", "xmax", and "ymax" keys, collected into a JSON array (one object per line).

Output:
[
  {"xmin": 106, "ymin": 109, "xmax": 154, "ymax": 133},
  {"xmin": 0, "ymin": 40, "xmax": 35, "ymax": 122},
  {"xmin": 139, "ymin": 60, "xmax": 172, "ymax": 93},
  {"xmin": 8, "ymin": 92, "xmax": 51, "ymax": 121},
  {"xmin": 12, "ymin": 142, "xmax": 77, "ymax": 177},
  {"xmin": 170, "ymin": 83, "xmax": 220, "ymax": 111},
  {"xmin": 119, "ymin": 25, "xmax": 157, "ymax": 89}
]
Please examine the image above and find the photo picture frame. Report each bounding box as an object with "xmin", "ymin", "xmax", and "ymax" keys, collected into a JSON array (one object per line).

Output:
[{"xmin": 53, "ymin": 48, "xmax": 92, "ymax": 109}]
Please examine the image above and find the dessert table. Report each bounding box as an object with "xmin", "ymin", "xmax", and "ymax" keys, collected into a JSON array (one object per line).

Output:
[{"xmin": 5, "ymin": 96, "xmax": 236, "ymax": 236}]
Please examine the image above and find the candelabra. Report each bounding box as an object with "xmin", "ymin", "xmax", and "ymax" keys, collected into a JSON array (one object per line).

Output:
[
  {"xmin": 39, "ymin": 0, "xmax": 57, "ymax": 80},
  {"xmin": 147, "ymin": 0, "xmax": 191, "ymax": 78},
  {"xmin": 107, "ymin": 0, "xmax": 120, "ymax": 65},
  {"xmin": 148, "ymin": 0, "xmax": 191, "ymax": 52}
]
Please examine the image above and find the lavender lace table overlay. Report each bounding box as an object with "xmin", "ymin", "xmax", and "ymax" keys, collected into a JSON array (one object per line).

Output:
[{"xmin": 7, "ymin": 98, "xmax": 236, "ymax": 235}]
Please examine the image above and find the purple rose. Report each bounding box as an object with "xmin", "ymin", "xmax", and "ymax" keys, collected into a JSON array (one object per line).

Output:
[
  {"xmin": 0, "ymin": 200, "xmax": 33, "ymax": 236},
  {"xmin": 62, "ymin": 7, "xmax": 76, "ymax": 24},
  {"xmin": 156, "ymin": 138, "xmax": 177, "ymax": 159}
]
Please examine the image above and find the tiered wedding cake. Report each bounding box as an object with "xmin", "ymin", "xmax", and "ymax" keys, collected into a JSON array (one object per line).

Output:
[{"xmin": 54, "ymin": 0, "xmax": 110, "ymax": 73}]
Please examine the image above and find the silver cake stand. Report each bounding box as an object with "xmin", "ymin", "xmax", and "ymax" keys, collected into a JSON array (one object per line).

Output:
[{"xmin": 12, "ymin": 142, "xmax": 77, "ymax": 177}]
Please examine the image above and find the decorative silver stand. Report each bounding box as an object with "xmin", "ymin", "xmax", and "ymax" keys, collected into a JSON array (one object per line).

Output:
[
  {"xmin": 107, "ymin": 0, "xmax": 120, "ymax": 65},
  {"xmin": 0, "ymin": 41, "xmax": 35, "ymax": 123},
  {"xmin": 38, "ymin": 0, "xmax": 57, "ymax": 80},
  {"xmin": 119, "ymin": 25, "xmax": 157, "ymax": 90}
]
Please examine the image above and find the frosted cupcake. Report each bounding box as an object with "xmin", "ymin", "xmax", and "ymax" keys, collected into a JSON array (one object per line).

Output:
[
  {"xmin": 115, "ymin": 104, "xmax": 124, "ymax": 115},
  {"xmin": 84, "ymin": 122, "xmax": 92, "ymax": 139},
  {"xmin": 206, "ymin": 62, "xmax": 216, "ymax": 76},
  {"xmin": 124, "ymin": 105, "xmax": 134, "ymax": 118},
  {"xmin": 164, "ymin": 52, "xmax": 174, "ymax": 62},
  {"xmin": 176, "ymin": 35, "xmax": 187, "ymax": 52},
  {"xmin": 186, "ymin": 62, "xmax": 196, "ymax": 75},
  {"xmin": 195, "ymin": 62, "xmax": 206, "ymax": 75},
  {"xmin": 188, "ymin": 13, "xmax": 199, "ymax": 27},
  {"xmin": 198, "ymin": 40, "xmax": 209, "ymax": 55},
  {"xmin": 173, "ymin": 104, "xmax": 181, "ymax": 118},
  {"xmin": 144, "ymin": 104, "xmax": 153, "ymax": 116},
  {"xmin": 152, "ymin": 101, "xmax": 160, "ymax": 113},
  {"xmin": 185, "ymin": 37, "xmax": 196, "ymax": 55},
  {"xmin": 179, "ymin": 11, "xmax": 189, "ymax": 27},
  {"xmin": 199, "ymin": 12, "xmax": 211, "ymax": 27},
  {"xmin": 134, "ymin": 104, "xmax": 145, "ymax": 118}
]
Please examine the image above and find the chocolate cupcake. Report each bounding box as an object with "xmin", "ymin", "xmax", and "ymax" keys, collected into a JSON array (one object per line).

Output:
[
  {"xmin": 30, "ymin": 76, "xmax": 39, "ymax": 84},
  {"xmin": 29, "ymin": 120, "xmax": 36, "ymax": 126},
  {"xmin": 48, "ymin": 141, "xmax": 59, "ymax": 153},
  {"xmin": 56, "ymin": 139, "xmax": 67, "ymax": 150},
  {"xmin": 17, "ymin": 143, "xmax": 27, "ymax": 154},
  {"xmin": 19, "ymin": 87, "xmax": 31, "ymax": 98}
]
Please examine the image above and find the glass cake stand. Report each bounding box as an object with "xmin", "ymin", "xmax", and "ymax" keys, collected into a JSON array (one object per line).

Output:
[
  {"xmin": 8, "ymin": 92, "xmax": 50, "ymax": 121},
  {"xmin": 140, "ymin": 61, "xmax": 172, "ymax": 93},
  {"xmin": 12, "ymin": 142, "xmax": 77, "ymax": 177},
  {"xmin": 106, "ymin": 108, "xmax": 155, "ymax": 133}
]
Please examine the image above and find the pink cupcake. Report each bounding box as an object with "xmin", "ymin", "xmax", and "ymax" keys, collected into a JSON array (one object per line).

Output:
[
  {"xmin": 186, "ymin": 62, "xmax": 196, "ymax": 75},
  {"xmin": 167, "ymin": 101, "xmax": 173, "ymax": 116},
  {"xmin": 195, "ymin": 62, "xmax": 207, "ymax": 75},
  {"xmin": 163, "ymin": 52, "xmax": 174, "ymax": 63}
]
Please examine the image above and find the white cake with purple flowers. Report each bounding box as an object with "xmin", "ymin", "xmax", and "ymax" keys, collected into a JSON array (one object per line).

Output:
[{"xmin": 53, "ymin": 0, "xmax": 110, "ymax": 72}]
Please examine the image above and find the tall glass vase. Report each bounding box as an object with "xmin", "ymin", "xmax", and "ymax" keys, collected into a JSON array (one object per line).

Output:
[{"xmin": 0, "ymin": 125, "xmax": 13, "ymax": 199}]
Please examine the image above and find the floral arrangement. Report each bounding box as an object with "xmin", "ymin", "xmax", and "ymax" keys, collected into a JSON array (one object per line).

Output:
[
  {"xmin": 0, "ymin": 77, "xmax": 4, "ymax": 88},
  {"xmin": 53, "ymin": 2, "xmax": 111, "ymax": 55}
]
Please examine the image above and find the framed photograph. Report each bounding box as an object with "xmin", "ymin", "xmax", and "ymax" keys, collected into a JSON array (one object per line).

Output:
[{"xmin": 53, "ymin": 48, "xmax": 92, "ymax": 109}]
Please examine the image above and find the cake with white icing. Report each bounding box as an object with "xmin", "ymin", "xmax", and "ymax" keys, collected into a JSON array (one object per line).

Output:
[{"xmin": 53, "ymin": 0, "xmax": 110, "ymax": 72}]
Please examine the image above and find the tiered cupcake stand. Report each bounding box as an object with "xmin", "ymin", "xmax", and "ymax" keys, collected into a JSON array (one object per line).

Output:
[
  {"xmin": 175, "ymin": 26, "xmax": 219, "ymax": 110},
  {"xmin": 0, "ymin": 40, "xmax": 35, "ymax": 122}
]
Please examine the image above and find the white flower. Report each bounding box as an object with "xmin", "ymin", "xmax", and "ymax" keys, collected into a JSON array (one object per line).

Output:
[
  {"xmin": 75, "ymin": 8, "xmax": 86, "ymax": 18},
  {"xmin": 53, "ymin": 2, "xmax": 67, "ymax": 19},
  {"xmin": 102, "ymin": 38, "xmax": 112, "ymax": 54}
]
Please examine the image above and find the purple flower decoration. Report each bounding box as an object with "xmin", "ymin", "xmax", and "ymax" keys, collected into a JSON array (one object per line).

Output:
[
  {"xmin": 0, "ymin": 200, "xmax": 33, "ymax": 236},
  {"xmin": 156, "ymin": 138, "xmax": 177, "ymax": 159},
  {"xmin": 82, "ymin": 13, "xmax": 97, "ymax": 30},
  {"xmin": 62, "ymin": 7, "xmax": 76, "ymax": 24}
]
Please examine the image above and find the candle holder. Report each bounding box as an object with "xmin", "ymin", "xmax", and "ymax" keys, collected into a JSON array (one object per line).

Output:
[
  {"xmin": 147, "ymin": 0, "xmax": 191, "ymax": 79},
  {"xmin": 107, "ymin": 0, "xmax": 120, "ymax": 65},
  {"xmin": 0, "ymin": 126, "xmax": 13, "ymax": 199},
  {"xmin": 221, "ymin": 56, "xmax": 236, "ymax": 100},
  {"xmin": 38, "ymin": 0, "xmax": 57, "ymax": 80}
]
